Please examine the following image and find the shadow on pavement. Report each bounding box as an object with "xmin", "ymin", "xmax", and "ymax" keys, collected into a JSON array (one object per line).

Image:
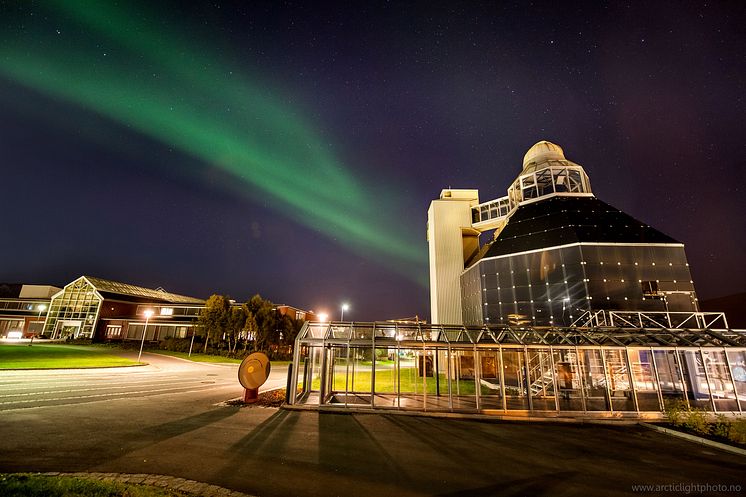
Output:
[
  {"xmin": 121, "ymin": 406, "xmax": 244, "ymax": 453},
  {"xmin": 436, "ymin": 471, "xmax": 579, "ymax": 497}
]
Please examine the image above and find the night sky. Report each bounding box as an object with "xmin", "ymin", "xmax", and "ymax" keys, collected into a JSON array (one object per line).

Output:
[{"xmin": 1, "ymin": 1, "xmax": 745, "ymax": 321}]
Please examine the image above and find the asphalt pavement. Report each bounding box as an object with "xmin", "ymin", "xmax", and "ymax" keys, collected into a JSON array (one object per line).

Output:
[
  {"xmin": 0, "ymin": 351, "xmax": 287, "ymax": 413},
  {"xmin": 0, "ymin": 353, "xmax": 744, "ymax": 497}
]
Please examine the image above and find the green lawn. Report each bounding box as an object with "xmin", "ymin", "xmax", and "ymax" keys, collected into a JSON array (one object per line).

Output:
[
  {"xmin": 0, "ymin": 473, "xmax": 188, "ymax": 497},
  {"xmin": 148, "ymin": 350, "xmax": 243, "ymax": 364},
  {"xmin": 313, "ymin": 367, "xmax": 477, "ymax": 395},
  {"xmin": 0, "ymin": 344, "xmax": 138, "ymax": 369},
  {"xmin": 148, "ymin": 349, "xmax": 291, "ymax": 366}
]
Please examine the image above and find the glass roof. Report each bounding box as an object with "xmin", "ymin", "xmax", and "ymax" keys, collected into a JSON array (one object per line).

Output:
[
  {"xmin": 83, "ymin": 276, "xmax": 204, "ymax": 304},
  {"xmin": 297, "ymin": 321, "xmax": 746, "ymax": 348}
]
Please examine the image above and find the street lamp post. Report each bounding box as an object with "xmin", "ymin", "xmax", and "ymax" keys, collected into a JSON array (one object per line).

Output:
[
  {"xmin": 137, "ymin": 309, "xmax": 154, "ymax": 363},
  {"xmin": 340, "ymin": 303, "xmax": 350, "ymax": 322},
  {"xmin": 30, "ymin": 304, "xmax": 47, "ymax": 346},
  {"xmin": 188, "ymin": 330, "xmax": 196, "ymax": 357}
]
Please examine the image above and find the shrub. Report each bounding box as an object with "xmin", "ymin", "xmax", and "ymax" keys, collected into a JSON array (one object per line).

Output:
[
  {"xmin": 710, "ymin": 414, "xmax": 731, "ymax": 439},
  {"xmin": 664, "ymin": 399, "xmax": 688, "ymax": 427},
  {"xmin": 157, "ymin": 338, "xmax": 193, "ymax": 353},
  {"xmin": 729, "ymin": 418, "xmax": 746, "ymax": 444},
  {"xmin": 664, "ymin": 399, "xmax": 710, "ymax": 436},
  {"xmin": 681, "ymin": 408, "xmax": 710, "ymax": 435},
  {"xmin": 665, "ymin": 399, "xmax": 746, "ymax": 445}
]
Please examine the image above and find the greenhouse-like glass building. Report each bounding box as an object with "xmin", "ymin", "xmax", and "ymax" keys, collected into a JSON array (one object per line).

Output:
[{"xmin": 288, "ymin": 319, "xmax": 746, "ymax": 417}]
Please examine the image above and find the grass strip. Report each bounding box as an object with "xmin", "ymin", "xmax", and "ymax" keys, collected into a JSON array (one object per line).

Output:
[
  {"xmin": 0, "ymin": 344, "xmax": 138, "ymax": 369},
  {"xmin": 0, "ymin": 473, "xmax": 188, "ymax": 496},
  {"xmin": 148, "ymin": 349, "xmax": 290, "ymax": 366},
  {"xmin": 313, "ymin": 367, "xmax": 478, "ymax": 394}
]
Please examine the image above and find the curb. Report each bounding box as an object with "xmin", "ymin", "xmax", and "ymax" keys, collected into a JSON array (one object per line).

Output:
[
  {"xmin": 143, "ymin": 352, "xmax": 244, "ymax": 368},
  {"xmin": 216, "ymin": 386, "xmax": 286, "ymax": 407},
  {"xmin": 13, "ymin": 472, "xmax": 257, "ymax": 497},
  {"xmin": 639, "ymin": 422, "xmax": 746, "ymax": 457},
  {"xmin": 0, "ymin": 363, "xmax": 148, "ymax": 371},
  {"xmin": 281, "ymin": 404, "xmax": 648, "ymax": 424}
]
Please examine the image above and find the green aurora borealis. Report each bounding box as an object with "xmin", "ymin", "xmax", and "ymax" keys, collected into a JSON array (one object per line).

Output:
[{"xmin": 0, "ymin": 1, "xmax": 426, "ymax": 284}]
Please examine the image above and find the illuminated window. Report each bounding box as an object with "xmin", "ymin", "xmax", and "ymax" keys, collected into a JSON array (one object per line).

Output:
[{"xmin": 106, "ymin": 325, "xmax": 122, "ymax": 337}]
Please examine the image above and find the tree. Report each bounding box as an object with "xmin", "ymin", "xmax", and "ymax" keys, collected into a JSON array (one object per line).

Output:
[
  {"xmin": 242, "ymin": 308, "xmax": 258, "ymax": 352},
  {"xmin": 280, "ymin": 313, "xmax": 303, "ymax": 347},
  {"xmin": 244, "ymin": 294, "xmax": 280, "ymax": 354},
  {"xmin": 254, "ymin": 299, "xmax": 278, "ymax": 353},
  {"xmin": 227, "ymin": 305, "xmax": 247, "ymax": 354},
  {"xmin": 198, "ymin": 294, "xmax": 231, "ymax": 353},
  {"xmin": 241, "ymin": 294, "xmax": 307, "ymax": 358}
]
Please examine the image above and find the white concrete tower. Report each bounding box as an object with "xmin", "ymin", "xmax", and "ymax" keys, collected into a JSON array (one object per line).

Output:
[{"xmin": 427, "ymin": 189, "xmax": 479, "ymax": 324}]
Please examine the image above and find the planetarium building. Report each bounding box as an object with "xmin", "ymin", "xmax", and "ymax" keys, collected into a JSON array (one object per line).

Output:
[{"xmin": 288, "ymin": 142, "xmax": 746, "ymax": 418}]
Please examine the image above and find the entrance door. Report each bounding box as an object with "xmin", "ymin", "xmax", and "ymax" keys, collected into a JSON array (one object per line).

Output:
[{"xmin": 55, "ymin": 321, "xmax": 82, "ymax": 339}]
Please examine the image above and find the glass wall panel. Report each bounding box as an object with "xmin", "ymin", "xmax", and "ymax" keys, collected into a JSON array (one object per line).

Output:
[
  {"xmin": 477, "ymin": 349, "xmax": 503, "ymax": 409},
  {"xmin": 306, "ymin": 323, "xmax": 327, "ymax": 339},
  {"xmin": 449, "ymin": 350, "xmax": 477, "ymax": 411},
  {"xmin": 678, "ymin": 350, "xmax": 712, "ymax": 409},
  {"xmin": 502, "ymin": 349, "xmax": 529, "ymax": 410},
  {"xmin": 306, "ymin": 345, "xmax": 324, "ymax": 405},
  {"xmin": 653, "ymin": 349, "xmax": 687, "ymax": 408},
  {"xmin": 0, "ymin": 320, "xmax": 25, "ymax": 337},
  {"xmin": 628, "ymin": 349, "xmax": 662, "ymax": 411},
  {"xmin": 126, "ymin": 324, "xmax": 159, "ymax": 341},
  {"xmin": 579, "ymin": 349, "xmax": 610, "ymax": 411},
  {"xmin": 43, "ymin": 278, "xmax": 101, "ymax": 339},
  {"xmin": 527, "ymin": 348, "xmax": 556, "ymax": 411},
  {"xmin": 372, "ymin": 346, "xmax": 398, "ymax": 407},
  {"xmin": 294, "ymin": 346, "xmax": 309, "ymax": 404},
  {"xmin": 397, "ymin": 347, "xmax": 425, "ymax": 410},
  {"xmin": 321, "ymin": 345, "xmax": 369, "ymax": 406},
  {"xmin": 603, "ymin": 349, "xmax": 635, "ymax": 411},
  {"xmin": 701, "ymin": 350, "xmax": 738, "ymax": 412},
  {"xmin": 726, "ymin": 350, "xmax": 746, "ymax": 411},
  {"xmin": 325, "ymin": 345, "xmax": 346, "ymax": 403},
  {"xmin": 461, "ymin": 267, "xmax": 484, "ymax": 326},
  {"xmin": 553, "ymin": 348, "xmax": 584, "ymax": 411},
  {"xmin": 349, "ymin": 346, "xmax": 373, "ymax": 400}
]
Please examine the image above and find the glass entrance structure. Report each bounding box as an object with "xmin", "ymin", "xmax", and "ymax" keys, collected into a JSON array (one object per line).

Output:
[
  {"xmin": 43, "ymin": 277, "xmax": 102, "ymax": 339},
  {"xmin": 288, "ymin": 320, "xmax": 746, "ymax": 418}
]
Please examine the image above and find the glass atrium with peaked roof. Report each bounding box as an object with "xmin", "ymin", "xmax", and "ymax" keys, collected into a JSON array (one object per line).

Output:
[{"xmin": 42, "ymin": 276, "xmax": 204, "ymax": 339}]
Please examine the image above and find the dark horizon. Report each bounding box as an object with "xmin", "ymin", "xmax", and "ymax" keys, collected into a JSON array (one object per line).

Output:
[{"xmin": 2, "ymin": 1, "xmax": 745, "ymax": 320}]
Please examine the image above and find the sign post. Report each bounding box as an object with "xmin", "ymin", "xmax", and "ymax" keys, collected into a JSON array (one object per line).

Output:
[{"xmin": 238, "ymin": 352, "xmax": 271, "ymax": 404}]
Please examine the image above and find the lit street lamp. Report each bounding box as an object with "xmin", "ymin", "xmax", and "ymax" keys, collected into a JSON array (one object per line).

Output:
[
  {"xmin": 137, "ymin": 309, "xmax": 154, "ymax": 363},
  {"xmin": 340, "ymin": 303, "xmax": 350, "ymax": 321},
  {"xmin": 318, "ymin": 312, "xmax": 328, "ymax": 322}
]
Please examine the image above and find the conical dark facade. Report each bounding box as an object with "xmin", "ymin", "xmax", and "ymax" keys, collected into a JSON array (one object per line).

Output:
[{"xmin": 428, "ymin": 140, "xmax": 697, "ymax": 326}]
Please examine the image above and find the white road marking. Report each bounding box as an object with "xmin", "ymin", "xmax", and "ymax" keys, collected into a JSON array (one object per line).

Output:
[
  {"xmin": 0, "ymin": 384, "xmax": 242, "ymax": 413},
  {"xmin": 0, "ymin": 376, "xmax": 188, "ymax": 391},
  {"xmin": 0, "ymin": 379, "xmax": 230, "ymax": 398},
  {"xmin": 0, "ymin": 382, "xmax": 238, "ymax": 407}
]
